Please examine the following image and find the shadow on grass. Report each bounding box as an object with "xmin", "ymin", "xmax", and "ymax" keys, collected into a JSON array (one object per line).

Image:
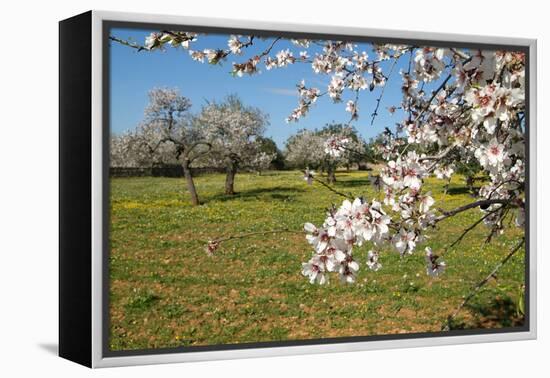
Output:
[
  {"xmin": 335, "ymin": 177, "xmax": 372, "ymax": 188},
  {"xmin": 445, "ymin": 186, "xmax": 479, "ymax": 196},
  {"xmin": 208, "ymin": 186, "xmax": 305, "ymax": 203},
  {"xmin": 447, "ymin": 296, "xmax": 524, "ymax": 330}
]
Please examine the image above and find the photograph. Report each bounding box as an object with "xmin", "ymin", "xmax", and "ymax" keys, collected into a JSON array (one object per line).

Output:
[{"xmin": 106, "ymin": 24, "xmax": 527, "ymax": 352}]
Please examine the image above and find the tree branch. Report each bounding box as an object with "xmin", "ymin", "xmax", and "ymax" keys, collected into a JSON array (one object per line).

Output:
[
  {"xmin": 186, "ymin": 141, "xmax": 212, "ymax": 163},
  {"xmin": 434, "ymin": 199, "xmax": 514, "ymax": 223},
  {"xmin": 444, "ymin": 205, "xmax": 506, "ymax": 252}
]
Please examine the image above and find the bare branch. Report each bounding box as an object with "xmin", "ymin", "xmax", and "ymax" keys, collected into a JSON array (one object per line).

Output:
[
  {"xmin": 206, "ymin": 228, "xmax": 303, "ymax": 255},
  {"xmin": 370, "ymin": 56, "xmax": 399, "ymax": 126},
  {"xmin": 186, "ymin": 141, "xmax": 212, "ymax": 163},
  {"xmin": 445, "ymin": 205, "xmax": 506, "ymax": 252},
  {"xmin": 109, "ymin": 35, "xmax": 148, "ymax": 51}
]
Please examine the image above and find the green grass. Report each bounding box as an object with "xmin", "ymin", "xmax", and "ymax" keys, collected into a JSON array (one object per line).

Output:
[{"xmin": 109, "ymin": 170, "xmax": 525, "ymax": 351}]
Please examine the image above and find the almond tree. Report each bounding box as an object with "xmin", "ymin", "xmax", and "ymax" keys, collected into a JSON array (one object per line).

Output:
[
  {"xmin": 143, "ymin": 87, "xmax": 211, "ymax": 206},
  {"xmin": 284, "ymin": 129, "xmax": 326, "ymax": 171},
  {"xmin": 196, "ymin": 95, "xmax": 269, "ymax": 194},
  {"xmin": 249, "ymin": 151, "xmax": 277, "ymax": 175}
]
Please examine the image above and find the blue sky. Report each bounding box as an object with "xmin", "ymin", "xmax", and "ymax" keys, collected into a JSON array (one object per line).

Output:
[{"xmin": 109, "ymin": 28, "xmax": 410, "ymax": 148}]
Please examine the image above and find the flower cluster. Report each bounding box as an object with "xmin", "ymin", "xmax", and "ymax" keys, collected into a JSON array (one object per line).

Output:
[
  {"xmin": 189, "ymin": 49, "xmax": 225, "ymax": 64},
  {"xmin": 232, "ymin": 56, "xmax": 261, "ymax": 77},
  {"xmin": 302, "ymin": 198, "xmax": 390, "ymax": 284},
  {"xmin": 285, "ymin": 81, "xmax": 320, "ymax": 123},
  {"xmin": 324, "ymin": 136, "xmax": 350, "ymax": 157},
  {"xmin": 465, "ymin": 83, "xmax": 524, "ymax": 135},
  {"xmin": 381, "ymin": 151, "xmax": 427, "ymax": 191},
  {"xmin": 414, "ymin": 47, "xmax": 446, "ymax": 82},
  {"xmin": 145, "ymin": 31, "xmax": 198, "ymax": 50},
  {"xmin": 301, "ymin": 191, "xmax": 441, "ymax": 284},
  {"xmin": 345, "ymin": 100, "xmax": 359, "ymax": 120},
  {"xmin": 425, "ymin": 247, "xmax": 446, "ymax": 277},
  {"xmin": 227, "ymin": 35, "xmax": 247, "ymax": 55}
]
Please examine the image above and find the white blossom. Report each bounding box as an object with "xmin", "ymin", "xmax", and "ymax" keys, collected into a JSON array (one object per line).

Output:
[
  {"xmin": 414, "ymin": 47, "xmax": 445, "ymax": 82},
  {"xmin": 345, "ymin": 100, "xmax": 358, "ymax": 120},
  {"xmin": 276, "ymin": 49, "xmax": 295, "ymax": 67},
  {"xmin": 302, "ymin": 255, "xmax": 328, "ymax": 284},
  {"xmin": 475, "ymin": 138, "xmax": 509, "ymax": 169},
  {"xmin": 228, "ymin": 35, "xmax": 243, "ymax": 54},
  {"xmin": 425, "ymin": 247, "xmax": 446, "ymax": 277},
  {"xmin": 324, "ymin": 136, "xmax": 349, "ymax": 157},
  {"xmin": 366, "ymin": 250, "xmax": 382, "ymax": 271},
  {"xmin": 392, "ymin": 228, "xmax": 417, "ymax": 255}
]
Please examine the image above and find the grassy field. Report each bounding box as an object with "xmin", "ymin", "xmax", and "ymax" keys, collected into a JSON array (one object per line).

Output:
[{"xmin": 109, "ymin": 170, "xmax": 525, "ymax": 351}]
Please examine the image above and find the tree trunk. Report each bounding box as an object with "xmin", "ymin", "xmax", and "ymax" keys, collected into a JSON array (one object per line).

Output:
[
  {"xmin": 327, "ymin": 166, "xmax": 337, "ymax": 184},
  {"xmin": 225, "ymin": 162, "xmax": 238, "ymax": 195},
  {"xmin": 466, "ymin": 175, "xmax": 474, "ymax": 195},
  {"xmin": 182, "ymin": 160, "xmax": 200, "ymax": 206},
  {"xmin": 358, "ymin": 162, "xmax": 369, "ymax": 171}
]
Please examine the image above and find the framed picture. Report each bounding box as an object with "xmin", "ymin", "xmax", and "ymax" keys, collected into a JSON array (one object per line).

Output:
[{"xmin": 59, "ymin": 10, "xmax": 537, "ymax": 368}]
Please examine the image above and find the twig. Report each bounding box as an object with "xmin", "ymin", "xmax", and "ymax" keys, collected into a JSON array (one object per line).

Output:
[
  {"xmin": 444, "ymin": 206, "xmax": 506, "ymax": 252},
  {"xmin": 206, "ymin": 228, "xmax": 304, "ymax": 255},
  {"xmin": 450, "ymin": 48, "xmax": 470, "ymax": 60},
  {"xmin": 442, "ymin": 238, "xmax": 525, "ymax": 331},
  {"xmin": 109, "ymin": 36, "xmax": 148, "ymax": 51},
  {"xmin": 484, "ymin": 207, "xmax": 511, "ymax": 245},
  {"xmin": 259, "ymin": 37, "xmax": 282, "ymax": 57},
  {"xmin": 419, "ymin": 144, "xmax": 455, "ymax": 162},
  {"xmin": 415, "ymin": 73, "xmax": 453, "ymax": 120},
  {"xmin": 346, "ymin": 90, "xmax": 360, "ymax": 126},
  {"xmin": 370, "ymin": 56, "xmax": 399, "ymax": 126},
  {"xmin": 398, "ymin": 143, "xmax": 411, "ymax": 159},
  {"xmin": 424, "ymin": 145, "xmax": 457, "ymax": 173}
]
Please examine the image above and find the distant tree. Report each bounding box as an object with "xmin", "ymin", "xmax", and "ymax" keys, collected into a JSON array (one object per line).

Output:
[
  {"xmin": 197, "ymin": 95, "xmax": 269, "ymax": 194},
  {"xmin": 110, "ymin": 130, "xmax": 148, "ymax": 168},
  {"xmin": 318, "ymin": 123, "xmax": 367, "ymax": 182},
  {"xmin": 284, "ymin": 129, "xmax": 325, "ymax": 170},
  {"xmin": 249, "ymin": 151, "xmax": 277, "ymax": 175},
  {"xmin": 256, "ymin": 136, "xmax": 286, "ymax": 170},
  {"xmin": 285, "ymin": 124, "xmax": 367, "ymax": 183}
]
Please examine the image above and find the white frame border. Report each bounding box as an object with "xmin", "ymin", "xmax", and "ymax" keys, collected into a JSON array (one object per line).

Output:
[{"xmin": 91, "ymin": 10, "xmax": 537, "ymax": 368}]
